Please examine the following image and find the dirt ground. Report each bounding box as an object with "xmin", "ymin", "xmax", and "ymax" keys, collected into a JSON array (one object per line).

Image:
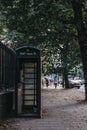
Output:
[{"xmin": 0, "ymin": 86, "xmax": 87, "ymax": 130}]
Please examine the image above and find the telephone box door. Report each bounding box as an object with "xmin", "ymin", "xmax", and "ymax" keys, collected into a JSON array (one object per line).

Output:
[{"xmin": 15, "ymin": 46, "xmax": 41, "ymax": 117}]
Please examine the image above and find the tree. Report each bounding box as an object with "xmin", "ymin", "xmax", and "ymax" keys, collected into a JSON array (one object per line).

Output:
[
  {"xmin": 0, "ymin": 0, "xmax": 85, "ymax": 94},
  {"xmin": 71, "ymin": 0, "xmax": 87, "ymax": 100}
]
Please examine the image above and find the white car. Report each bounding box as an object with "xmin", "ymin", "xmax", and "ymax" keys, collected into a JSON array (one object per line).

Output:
[{"xmin": 69, "ymin": 77, "xmax": 82, "ymax": 89}]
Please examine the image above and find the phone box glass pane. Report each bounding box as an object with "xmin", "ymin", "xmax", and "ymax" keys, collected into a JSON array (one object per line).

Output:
[
  {"xmin": 24, "ymin": 101, "xmax": 34, "ymax": 105},
  {"xmin": 24, "ymin": 95, "xmax": 36, "ymax": 100},
  {"xmin": 24, "ymin": 90, "xmax": 34, "ymax": 94},
  {"xmin": 24, "ymin": 84, "xmax": 34, "ymax": 89},
  {"xmin": 24, "ymin": 63, "xmax": 37, "ymax": 67},
  {"xmin": 24, "ymin": 73, "xmax": 35, "ymax": 78},
  {"xmin": 24, "ymin": 79, "xmax": 36, "ymax": 84},
  {"xmin": 24, "ymin": 68, "xmax": 35, "ymax": 73}
]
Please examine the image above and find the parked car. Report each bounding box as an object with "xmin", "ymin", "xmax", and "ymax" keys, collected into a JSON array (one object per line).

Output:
[
  {"xmin": 69, "ymin": 77, "xmax": 82, "ymax": 89},
  {"xmin": 80, "ymin": 79, "xmax": 85, "ymax": 85}
]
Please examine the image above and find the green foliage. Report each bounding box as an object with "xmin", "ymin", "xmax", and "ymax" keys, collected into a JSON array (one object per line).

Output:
[{"xmin": 0, "ymin": 0, "xmax": 84, "ymax": 76}]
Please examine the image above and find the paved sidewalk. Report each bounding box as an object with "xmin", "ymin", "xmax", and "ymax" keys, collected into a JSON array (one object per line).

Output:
[{"xmin": 1, "ymin": 86, "xmax": 87, "ymax": 130}]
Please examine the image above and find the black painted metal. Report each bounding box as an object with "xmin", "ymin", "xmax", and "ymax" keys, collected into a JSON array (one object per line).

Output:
[
  {"xmin": 15, "ymin": 46, "xmax": 41, "ymax": 117},
  {"xmin": 0, "ymin": 42, "xmax": 15, "ymax": 91},
  {"xmin": 0, "ymin": 42, "xmax": 15, "ymax": 120}
]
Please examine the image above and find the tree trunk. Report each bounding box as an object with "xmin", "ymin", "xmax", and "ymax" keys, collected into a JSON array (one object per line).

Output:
[
  {"xmin": 61, "ymin": 42, "xmax": 70, "ymax": 88},
  {"xmin": 72, "ymin": 0, "xmax": 87, "ymax": 100},
  {"xmin": 63, "ymin": 67, "xmax": 70, "ymax": 88}
]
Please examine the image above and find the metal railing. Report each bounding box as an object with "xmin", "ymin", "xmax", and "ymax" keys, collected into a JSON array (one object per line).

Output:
[{"xmin": 0, "ymin": 42, "xmax": 15, "ymax": 91}]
